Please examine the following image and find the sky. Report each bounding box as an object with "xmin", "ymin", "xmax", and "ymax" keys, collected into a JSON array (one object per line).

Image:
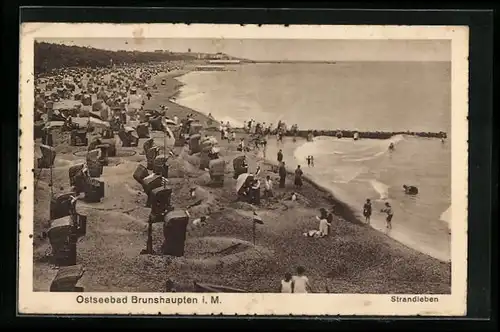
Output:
[{"xmin": 38, "ymin": 38, "xmax": 450, "ymax": 62}]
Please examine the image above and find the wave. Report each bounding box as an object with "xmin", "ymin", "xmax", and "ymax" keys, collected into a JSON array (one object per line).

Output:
[
  {"xmin": 440, "ymin": 206, "xmax": 451, "ymax": 224},
  {"xmin": 294, "ymin": 135, "xmax": 407, "ymax": 181},
  {"xmin": 370, "ymin": 179, "xmax": 390, "ymax": 200}
]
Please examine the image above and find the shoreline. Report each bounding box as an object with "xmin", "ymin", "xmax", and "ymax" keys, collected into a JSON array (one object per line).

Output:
[{"xmin": 160, "ymin": 69, "xmax": 450, "ymax": 263}]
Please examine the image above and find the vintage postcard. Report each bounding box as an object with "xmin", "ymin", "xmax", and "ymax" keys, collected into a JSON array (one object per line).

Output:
[{"xmin": 18, "ymin": 23, "xmax": 469, "ymax": 316}]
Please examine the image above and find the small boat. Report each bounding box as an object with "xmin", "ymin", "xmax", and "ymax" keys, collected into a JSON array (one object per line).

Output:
[{"xmin": 193, "ymin": 281, "xmax": 247, "ymax": 293}]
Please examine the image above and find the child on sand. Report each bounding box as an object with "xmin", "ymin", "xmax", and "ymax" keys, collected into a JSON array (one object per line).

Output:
[
  {"xmin": 381, "ymin": 202, "xmax": 394, "ymax": 229},
  {"xmin": 292, "ymin": 266, "xmax": 312, "ymax": 293},
  {"xmin": 280, "ymin": 273, "xmax": 294, "ymax": 293},
  {"xmin": 263, "ymin": 175, "xmax": 274, "ymax": 198}
]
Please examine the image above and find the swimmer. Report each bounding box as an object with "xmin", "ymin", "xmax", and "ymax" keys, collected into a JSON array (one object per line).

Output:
[{"xmin": 403, "ymin": 184, "xmax": 419, "ymax": 195}]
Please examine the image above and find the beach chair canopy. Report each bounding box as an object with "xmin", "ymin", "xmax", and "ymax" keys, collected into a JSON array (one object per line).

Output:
[
  {"xmin": 53, "ymin": 100, "xmax": 82, "ymax": 111},
  {"xmin": 233, "ymin": 155, "xmax": 246, "ymax": 169},
  {"xmin": 87, "ymin": 149, "xmax": 101, "ymax": 161},
  {"xmin": 39, "ymin": 144, "xmax": 56, "ymax": 158},
  {"xmin": 236, "ymin": 173, "xmax": 254, "ymax": 192},
  {"xmin": 50, "ymin": 265, "xmax": 85, "ymax": 291},
  {"xmin": 123, "ymin": 126, "xmax": 136, "ymax": 133},
  {"xmin": 164, "ymin": 118, "xmax": 177, "ymax": 126},
  {"xmin": 48, "ymin": 216, "xmax": 73, "ymax": 241},
  {"xmin": 43, "ymin": 121, "xmax": 65, "ymax": 130},
  {"xmin": 143, "ymin": 138, "xmax": 154, "ymax": 153},
  {"xmin": 71, "ymin": 117, "xmax": 110, "ymax": 129}
]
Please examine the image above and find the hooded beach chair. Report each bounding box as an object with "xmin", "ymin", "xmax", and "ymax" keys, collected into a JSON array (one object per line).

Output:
[
  {"xmin": 189, "ymin": 134, "xmax": 202, "ymax": 154},
  {"xmin": 86, "ymin": 149, "xmax": 103, "ymax": 177},
  {"xmin": 37, "ymin": 144, "xmax": 56, "ymax": 168},
  {"xmin": 232, "ymin": 156, "xmax": 248, "ymax": 179},
  {"xmin": 83, "ymin": 177, "xmax": 104, "ymax": 203},
  {"xmin": 136, "ymin": 122, "xmax": 150, "ymax": 138},
  {"xmin": 163, "ymin": 210, "xmax": 189, "ymax": 257},
  {"xmin": 146, "ymin": 146, "xmax": 160, "ymax": 170},
  {"xmin": 143, "ymin": 138, "xmax": 154, "ymax": 156},
  {"xmin": 70, "ymin": 129, "xmax": 88, "ymax": 146},
  {"xmin": 50, "ymin": 265, "xmax": 85, "ymax": 292},
  {"xmin": 142, "ymin": 173, "xmax": 164, "ymax": 207},
  {"xmin": 48, "ymin": 216, "xmax": 78, "ymax": 267},
  {"xmin": 153, "ymin": 154, "xmax": 169, "ymax": 178},
  {"xmin": 149, "ymin": 186, "xmax": 173, "ymax": 223},
  {"xmin": 209, "ymin": 158, "xmax": 226, "ymax": 186}
]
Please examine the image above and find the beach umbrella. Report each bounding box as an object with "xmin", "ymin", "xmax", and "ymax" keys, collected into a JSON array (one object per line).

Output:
[{"xmin": 236, "ymin": 173, "xmax": 254, "ymax": 192}]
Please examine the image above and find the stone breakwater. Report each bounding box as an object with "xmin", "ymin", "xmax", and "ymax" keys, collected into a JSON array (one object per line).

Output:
[{"xmin": 227, "ymin": 128, "xmax": 447, "ymax": 140}]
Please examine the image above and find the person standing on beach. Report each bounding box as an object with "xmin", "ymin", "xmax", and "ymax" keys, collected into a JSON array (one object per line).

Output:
[
  {"xmin": 306, "ymin": 155, "xmax": 312, "ymax": 167},
  {"xmin": 294, "ymin": 165, "xmax": 304, "ymax": 189},
  {"xmin": 381, "ymin": 202, "xmax": 394, "ymax": 230},
  {"xmin": 263, "ymin": 175, "xmax": 274, "ymax": 198},
  {"xmin": 279, "ymin": 162, "xmax": 287, "ymax": 188},
  {"xmin": 363, "ymin": 199, "xmax": 372, "ymax": 224},
  {"xmin": 292, "ymin": 266, "xmax": 312, "ymax": 293},
  {"xmin": 250, "ymin": 178, "xmax": 261, "ymax": 205},
  {"xmin": 277, "ymin": 131, "xmax": 283, "ymax": 143},
  {"xmin": 219, "ymin": 123, "xmax": 225, "ymax": 140},
  {"xmin": 238, "ymin": 138, "xmax": 245, "ymax": 152},
  {"xmin": 277, "ymin": 149, "xmax": 283, "ymax": 163}
]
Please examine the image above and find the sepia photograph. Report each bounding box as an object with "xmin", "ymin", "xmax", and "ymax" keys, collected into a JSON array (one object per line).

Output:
[{"xmin": 18, "ymin": 23, "xmax": 469, "ymax": 316}]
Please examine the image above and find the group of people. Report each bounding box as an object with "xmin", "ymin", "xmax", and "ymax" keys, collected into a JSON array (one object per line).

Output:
[
  {"xmin": 362, "ymin": 184, "xmax": 418, "ymax": 230},
  {"xmin": 362, "ymin": 199, "xmax": 393, "ymax": 229},
  {"xmin": 304, "ymin": 206, "xmax": 336, "ymax": 238},
  {"xmin": 280, "ymin": 266, "xmax": 313, "ymax": 293}
]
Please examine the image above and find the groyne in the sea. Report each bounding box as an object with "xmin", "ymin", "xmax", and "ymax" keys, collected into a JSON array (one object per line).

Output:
[
  {"xmin": 210, "ymin": 126, "xmax": 447, "ymax": 140},
  {"xmin": 285, "ymin": 129, "xmax": 447, "ymax": 139}
]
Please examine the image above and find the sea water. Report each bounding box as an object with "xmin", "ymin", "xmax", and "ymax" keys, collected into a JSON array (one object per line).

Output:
[{"xmin": 176, "ymin": 62, "xmax": 451, "ymax": 261}]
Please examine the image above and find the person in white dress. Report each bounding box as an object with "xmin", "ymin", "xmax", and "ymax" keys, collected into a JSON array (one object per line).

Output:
[
  {"xmin": 280, "ymin": 273, "xmax": 293, "ymax": 293},
  {"xmin": 315, "ymin": 208, "xmax": 331, "ymax": 237},
  {"xmin": 292, "ymin": 266, "xmax": 312, "ymax": 293}
]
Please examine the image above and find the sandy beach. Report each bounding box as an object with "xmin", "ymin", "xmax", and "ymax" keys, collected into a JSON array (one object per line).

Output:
[{"xmin": 33, "ymin": 67, "xmax": 451, "ymax": 294}]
